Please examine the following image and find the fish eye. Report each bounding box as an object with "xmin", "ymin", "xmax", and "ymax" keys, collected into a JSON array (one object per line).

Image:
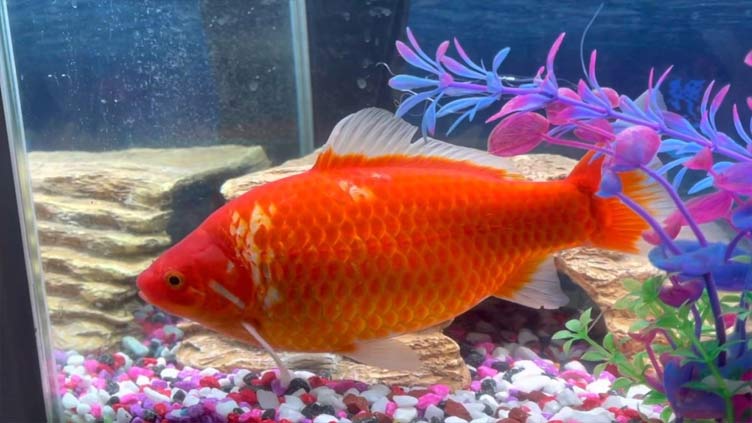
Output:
[{"xmin": 165, "ymin": 271, "xmax": 184, "ymax": 289}]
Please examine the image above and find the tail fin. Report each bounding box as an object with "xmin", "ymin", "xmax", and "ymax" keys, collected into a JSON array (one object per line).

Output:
[{"xmin": 567, "ymin": 151, "xmax": 672, "ymax": 254}]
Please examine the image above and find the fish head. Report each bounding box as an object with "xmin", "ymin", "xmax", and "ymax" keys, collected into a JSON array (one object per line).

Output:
[{"xmin": 137, "ymin": 226, "xmax": 250, "ymax": 323}]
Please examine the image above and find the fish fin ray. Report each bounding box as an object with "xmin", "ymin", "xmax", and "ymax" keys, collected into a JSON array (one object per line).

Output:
[
  {"xmin": 568, "ymin": 152, "xmax": 674, "ymax": 254},
  {"xmin": 342, "ymin": 337, "xmax": 422, "ymax": 371},
  {"xmin": 494, "ymin": 255, "xmax": 569, "ymax": 309},
  {"xmin": 314, "ymin": 108, "xmax": 521, "ymax": 177},
  {"xmin": 241, "ymin": 321, "xmax": 292, "ymax": 386}
]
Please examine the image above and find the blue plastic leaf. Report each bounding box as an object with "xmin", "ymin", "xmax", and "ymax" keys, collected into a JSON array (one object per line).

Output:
[
  {"xmin": 658, "ymin": 138, "xmax": 691, "ymax": 154},
  {"xmin": 577, "ymin": 80, "xmax": 610, "ymax": 111},
  {"xmin": 437, "ymin": 97, "xmax": 488, "ymax": 117},
  {"xmin": 596, "ymin": 167, "xmax": 622, "ymax": 198},
  {"xmin": 732, "ymin": 104, "xmax": 752, "ymax": 147},
  {"xmin": 492, "ymin": 47, "xmax": 510, "ymax": 73},
  {"xmin": 421, "ymin": 98, "xmax": 439, "ymax": 137},
  {"xmin": 486, "ymin": 72, "xmax": 503, "ymax": 94},
  {"xmin": 619, "ymin": 95, "xmax": 650, "ymax": 121},
  {"xmin": 389, "ymin": 75, "xmax": 438, "ymax": 91},
  {"xmin": 486, "ymin": 94, "xmax": 550, "ymax": 122},
  {"xmin": 406, "ymin": 28, "xmax": 438, "ymax": 71},
  {"xmin": 395, "ymin": 89, "xmax": 438, "ymax": 118},
  {"xmin": 662, "ymin": 111, "xmax": 704, "ymax": 139},
  {"xmin": 712, "ymin": 161, "xmax": 734, "ymax": 172},
  {"xmin": 687, "ymin": 176, "xmax": 714, "ymax": 195},
  {"xmin": 453, "ymin": 37, "xmax": 487, "ymax": 74},
  {"xmin": 396, "ymin": 41, "xmax": 438, "ymax": 74},
  {"xmin": 709, "ymin": 84, "xmax": 730, "ymax": 127},
  {"xmin": 732, "ymin": 203, "xmax": 752, "ymax": 231},
  {"xmin": 440, "ymin": 56, "xmax": 486, "ymax": 79},
  {"xmin": 672, "ymin": 166, "xmax": 689, "ymax": 191},
  {"xmin": 656, "ymin": 156, "xmax": 689, "ymax": 175}
]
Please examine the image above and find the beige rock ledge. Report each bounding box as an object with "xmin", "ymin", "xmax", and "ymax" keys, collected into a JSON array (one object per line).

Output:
[{"xmin": 175, "ymin": 322, "xmax": 470, "ymax": 389}]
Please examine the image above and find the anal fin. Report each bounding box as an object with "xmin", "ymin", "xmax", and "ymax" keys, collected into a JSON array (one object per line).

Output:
[
  {"xmin": 342, "ymin": 338, "xmax": 422, "ymax": 371},
  {"xmin": 493, "ymin": 255, "xmax": 569, "ymax": 309}
]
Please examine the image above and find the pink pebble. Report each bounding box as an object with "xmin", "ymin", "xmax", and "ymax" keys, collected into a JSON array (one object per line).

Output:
[
  {"xmin": 417, "ymin": 393, "xmax": 442, "ymax": 410},
  {"xmin": 430, "ymin": 384, "xmax": 450, "ymax": 397},
  {"xmin": 250, "ymin": 409, "xmax": 263, "ymax": 419},
  {"xmin": 92, "ymin": 378, "xmax": 106, "ymax": 389},
  {"xmin": 119, "ymin": 393, "xmax": 139, "ymax": 404},
  {"xmin": 239, "ymin": 411, "xmax": 255, "ymax": 422},
  {"xmin": 83, "ymin": 359, "xmax": 99, "ymax": 374},
  {"xmin": 616, "ymin": 416, "xmax": 629, "ymax": 423},
  {"xmin": 385, "ymin": 401, "xmax": 397, "ymax": 417},
  {"xmin": 91, "ymin": 404, "xmax": 102, "ymax": 419},
  {"xmin": 336, "ymin": 410, "xmax": 347, "ymax": 418},
  {"xmin": 116, "ymin": 373, "xmax": 131, "ymax": 382},
  {"xmin": 476, "ymin": 366, "xmax": 498, "ymax": 379},
  {"xmin": 69, "ymin": 375, "xmax": 82, "ymax": 386},
  {"xmin": 599, "ymin": 370, "xmax": 616, "ymax": 382},
  {"xmin": 470, "ymin": 381, "xmax": 481, "ymax": 392}
]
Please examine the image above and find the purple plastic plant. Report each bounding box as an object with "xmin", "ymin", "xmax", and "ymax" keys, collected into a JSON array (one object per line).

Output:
[{"xmin": 389, "ymin": 28, "xmax": 752, "ymax": 422}]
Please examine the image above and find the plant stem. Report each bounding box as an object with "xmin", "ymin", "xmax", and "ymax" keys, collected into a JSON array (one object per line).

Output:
[{"xmin": 688, "ymin": 334, "xmax": 735, "ymax": 422}]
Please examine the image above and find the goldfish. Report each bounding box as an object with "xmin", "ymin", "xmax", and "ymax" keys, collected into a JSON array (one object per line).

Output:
[{"xmin": 136, "ymin": 107, "xmax": 666, "ymax": 382}]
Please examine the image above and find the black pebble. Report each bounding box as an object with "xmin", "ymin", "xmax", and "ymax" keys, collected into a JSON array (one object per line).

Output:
[
  {"xmin": 106, "ymin": 396, "xmax": 119, "ymax": 405},
  {"xmin": 480, "ymin": 379, "xmax": 497, "ymax": 396},
  {"xmin": 142, "ymin": 409, "xmax": 157, "ymax": 421},
  {"xmin": 233, "ymin": 407, "xmax": 244, "ymax": 415},
  {"xmin": 502, "ymin": 366, "xmax": 523, "ymax": 383},
  {"xmin": 243, "ymin": 372, "xmax": 257, "ymax": 386},
  {"xmin": 430, "ymin": 417, "xmax": 443, "ymax": 423},
  {"xmin": 150, "ymin": 312, "xmax": 168, "ymax": 323},
  {"xmin": 172, "ymin": 389, "xmax": 186, "ymax": 402},
  {"xmin": 483, "ymin": 404, "xmax": 495, "ymax": 416},
  {"xmin": 464, "ymin": 351, "xmax": 485, "ymax": 368},
  {"xmin": 491, "ymin": 361, "xmax": 510, "ymax": 372},
  {"xmin": 262, "ymin": 409, "xmax": 275, "ymax": 420},
  {"xmin": 98, "ymin": 354, "xmax": 114, "ymax": 367},
  {"xmin": 105, "ymin": 380, "xmax": 119, "ymax": 395},
  {"xmin": 284, "ymin": 378, "xmax": 311, "ymax": 395},
  {"xmin": 353, "ymin": 417, "xmax": 378, "ymax": 423},
  {"xmin": 301, "ymin": 403, "xmax": 336, "ymax": 419}
]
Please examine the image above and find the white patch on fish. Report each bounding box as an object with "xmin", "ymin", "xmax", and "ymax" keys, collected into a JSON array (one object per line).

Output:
[
  {"xmin": 225, "ymin": 261, "xmax": 235, "ymax": 274},
  {"xmin": 244, "ymin": 203, "xmax": 275, "ymax": 287},
  {"xmin": 338, "ymin": 179, "xmax": 374, "ymax": 202},
  {"xmin": 263, "ymin": 286, "xmax": 281, "ymax": 310},
  {"xmin": 209, "ymin": 280, "xmax": 246, "ymax": 310}
]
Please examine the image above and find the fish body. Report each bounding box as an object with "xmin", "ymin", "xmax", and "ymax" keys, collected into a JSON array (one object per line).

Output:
[{"xmin": 137, "ymin": 108, "xmax": 664, "ymax": 366}]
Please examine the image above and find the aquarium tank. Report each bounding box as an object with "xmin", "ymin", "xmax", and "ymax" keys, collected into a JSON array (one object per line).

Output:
[{"xmin": 1, "ymin": 1, "xmax": 751, "ymax": 422}]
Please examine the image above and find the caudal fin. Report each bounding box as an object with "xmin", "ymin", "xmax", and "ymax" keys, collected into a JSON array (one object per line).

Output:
[{"xmin": 567, "ymin": 151, "xmax": 672, "ymax": 253}]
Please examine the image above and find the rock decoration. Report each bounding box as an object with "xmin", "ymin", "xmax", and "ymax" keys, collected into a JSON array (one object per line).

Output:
[{"xmin": 29, "ymin": 145, "xmax": 270, "ymax": 352}]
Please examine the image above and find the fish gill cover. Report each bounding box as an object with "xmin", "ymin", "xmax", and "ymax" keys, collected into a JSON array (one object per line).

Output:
[{"xmin": 390, "ymin": 21, "xmax": 752, "ymax": 423}]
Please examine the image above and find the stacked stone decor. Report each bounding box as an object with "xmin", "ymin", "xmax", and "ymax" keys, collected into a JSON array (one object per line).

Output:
[{"xmin": 28, "ymin": 145, "xmax": 270, "ymax": 352}]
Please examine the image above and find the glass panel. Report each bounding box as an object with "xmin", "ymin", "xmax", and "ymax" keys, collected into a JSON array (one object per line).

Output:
[{"xmin": 4, "ymin": 0, "xmax": 304, "ymax": 419}]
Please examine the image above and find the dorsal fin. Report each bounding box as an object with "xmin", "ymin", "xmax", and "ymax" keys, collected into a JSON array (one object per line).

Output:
[{"xmin": 313, "ymin": 108, "xmax": 520, "ymax": 176}]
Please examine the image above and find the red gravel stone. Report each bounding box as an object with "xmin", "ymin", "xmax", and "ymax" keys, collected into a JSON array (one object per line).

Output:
[
  {"xmin": 199, "ymin": 376, "xmax": 220, "ymax": 388},
  {"xmin": 343, "ymin": 393, "xmax": 369, "ymax": 414},
  {"xmin": 498, "ymin": 419, "xmax": 522, "ymax": 423},
  {"xmin": 508, "ymin": 407, "xmax": 528, "ymax": 422},
  {"xmin": 444, "ymin": 399, "xmax": 472, "ymax": 421},
  {"xmin": 373, "ymin": 412, "xmax": 392, "ymax": 423}
]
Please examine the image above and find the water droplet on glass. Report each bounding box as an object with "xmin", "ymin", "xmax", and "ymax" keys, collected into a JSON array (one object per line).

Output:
[
  {"xmin": 356, "ymin": 78, "xmax": 367, "ymax": 89},
  {"xmin": 342, "ymin": 12, "xmax": 350, "ymax": 21},
  {"xmin": 100, "ymin": 99, "xmax": 107, "ymax": 104},
  {"xmin": 249, "ymin": 81, "xmax": 259, "ymax": 92}
]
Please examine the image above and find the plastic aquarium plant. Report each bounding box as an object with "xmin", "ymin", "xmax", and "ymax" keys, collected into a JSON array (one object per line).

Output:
[{"xmin": 389, "ymin": 28, "xmax": 752, "ymax": 422}]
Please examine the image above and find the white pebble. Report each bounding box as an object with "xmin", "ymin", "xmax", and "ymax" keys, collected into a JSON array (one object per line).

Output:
[
  {"xmin": 160, "ymin": 367, "xmax": 179, "ymax": 379},
  {"xmin": 394, "ymin": 407, "xmax": 418, "ymax": 423},
  {"xmin": 79, "ymin": 392, "xmax": 99, "ymax": 406},
  {"xmin": 450, "ymin": 390, "xmax": 476, "ymax": 403},
  {"xmin": 601, "ymin": 395, "xmax": 625, "ymax": 408},
  {"xmin": 75, "ymin": 402, "xmax": 91, "ymax": 415},
  {"xmin": 471, "ymin": 418, "xmax": 494, "ymax": 423},
  {"xmin": 183, "ymin": 394, "xmax": 200, "ymax": 407},
  {"xmin": 207, "ymin": 388, "xmax": 228, "ymax": 400},
  {"xmin": 551, "ymin": 406, "xmax": 614, "ymax": 423},
  {"xmin": 491, "ymin": 346, "xmax": 510, "ymax": 360},
  {"xmin": 563, "ymin": 360, "xmax": 587, "ymax": 372},
  {"xmin": 393, "ymin": 395, "xmax": 418, "ymax": 408},
  {"xmin": 513, "ymin": 375, "xmax": 550, "ymax": 393},
  {"xmin": 257, "ymin": 389, "xmax": 279, "ymax": 409},
  {"xmin": 525, "ymin": 413, "xmax": 547, "ymax": 423},
  {"xmin": 371, "ymin": 396, "xmax": 388, "ymax": 413},
  {"xmin": 115, "ymin": 408, "xmax": 132, "ymax": 423},
  {"xmin": 494, "ymin": 390, "xmax": 509, "ymax": 402},
  {"xmin": 135, "ymin": 375, "xmax": 150, "ymax": 386},
  {"xmin": 234, "ymin": 369, "xmax": 251, "ymax": 387},
  {"xmin": 61, "ymin": 392, "xmax": 79, "ymax": 409},
  {"xmin": 279, "ymin": 404, "xmax": 306, "ymax": 423},
  {"xmin": 542, "ymin": 378, "xmax": 566, "ymax": 395},
  {"xmin": 284, "ymin": 395, "xmax": 305, "ymax": 411},
  {"xmin": 316, "ymin": 389, "xmax": 345, "ymax": 410},
  {"xmin": 199, "ymin": 367, "xmax": 219, "ymax": 376},
  {"xmin": 115, "ymin": 353, "xmax": 132, "ymax": 369},
  {"xmin": 143, "ymin": 387, "xmax": 171, "ymax": 403},
  {"xmin": 627, "ymin": 384, "xmax": 651, "ymax": 398},
  {"xmin": 512, "ymin": 345, "xmax": 540, "ymax": 360},
  {"xmin": 542, "ymin": 399, "xmax": 562, "ymax": 414},
  {"xmin": 425, "ymin": 404, "xmax": 444, "ymax": 421},
  {"xmin": 465, "ymin": 403, "xmax": 487, "ymax": 419},
  {"xmin": 360, "ymin": 388, "xmax": 385, "ymax": 403},
  {"xmin": 556, "ymin": 389, "xmax": 583, "ymax": 407},
  {"xmin": 478, "ymin": 394, "xmax": 498, "ymax": 410},
  {"xmin": 517, "ymin": 328, "xmax": 538, "ymax": 345},
  {"xmin": 67, "ymin": 354, "xmax": 85, "ymax": 366},
  {"xmin": 445, "ymin": 416, "xmax": 469, "ymax": 423},
  {"xmin": 313, "ymin": 414, "xmax": 338, "ymax": 423},
  {"xmin": 117, "ymin": 380, "xmax": 138, "ymax": 395},
  {"xmin": 216, "ymin": 399, "xmax": 238, "ymax": 417},
  {"xmin": 586, "ymin": 378, "xmax": 611, "ymax": 394},
  {"xmin": 466, "ymin": 332, "xmax": 492, "ymax": 344},
  {"xmin": 102, "ymin": 405, "xmax": 115, "ymax": 419},
  {"xmin": 64, "ymin": 365, "xmax": 86, "ymax": 376},
  {"xmin": 156, "ymin": 357, "xmax": 166, "ymax": 366}
]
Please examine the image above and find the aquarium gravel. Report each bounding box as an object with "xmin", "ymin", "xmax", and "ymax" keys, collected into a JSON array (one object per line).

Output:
[{"xmin": 56, "ymin": 301, "xmax": 666, "ymax": 423}]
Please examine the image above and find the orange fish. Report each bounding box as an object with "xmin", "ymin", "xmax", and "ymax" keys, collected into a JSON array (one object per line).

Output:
[{"xmin": 136, "ymin": 108, "xmax": 665, "ymax": 381}]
